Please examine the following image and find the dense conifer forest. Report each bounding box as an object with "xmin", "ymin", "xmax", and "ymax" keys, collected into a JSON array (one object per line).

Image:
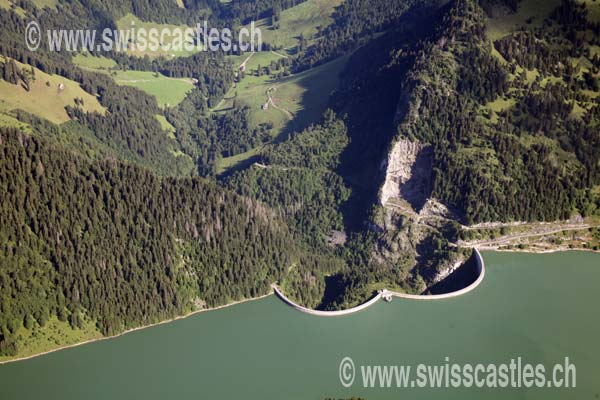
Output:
[
  {"xmin": 0, "ymin": 127, "xmax": 304, "ymax": 355},
  {"xmin": 0, "ymin": 0, "xmax": 599, "ymax": 358}
]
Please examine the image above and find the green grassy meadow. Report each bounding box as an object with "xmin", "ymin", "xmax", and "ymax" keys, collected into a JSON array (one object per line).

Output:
[
  {"xmin": 73, "ymin": 54, "xmax": 193, "ymax": 108},
  {"xmin": 156, "ymin": 114, "xmax": 176, "ymax": 139},
  {"xmin": 73, "ymin": 53, "xmax": 118, "ymax": 71},
  {"xmin": 109, "ymin": 70, "xmax": 194, "ymax": 108},
  {"xmin": 0, "ymin": 112, "xmax": 32, "ymax": 131},
  {"xmin": 0, "ymin": 57, "xmax": 106, "ymax": 125},
  {"xmin": 216, "ymin": 54, "xmax": 347, "ymax": 174},
  {"xmin": 245, "ymin": 0, "xmax": 342, "ymax": 51},
  {"xmin": 0, "ymin": 0, "xmax": 26, "ymax": 16},
  {"xmin": 0, "ymin": 316, "xmax": 101, "ymax": 364}
]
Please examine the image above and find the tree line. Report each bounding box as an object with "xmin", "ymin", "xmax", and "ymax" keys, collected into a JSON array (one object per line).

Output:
[{"xmin": 0, "ymin": 127, "xmax": 310, "ymax": 356}]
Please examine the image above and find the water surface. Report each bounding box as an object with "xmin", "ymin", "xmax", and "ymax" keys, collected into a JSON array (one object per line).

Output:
[{"xmin": 1, "ymin": 251, "xmax": 598, "ymax": 399}]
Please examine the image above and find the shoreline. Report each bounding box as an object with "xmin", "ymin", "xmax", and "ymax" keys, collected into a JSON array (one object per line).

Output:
[
  {"xmin": 2, "ymin": 247, "xmax": 597, "ymax": 365},
  {"xmin": 0, "ymin": 292, "xmax": 273, "ymax": 366},
  {"xmin": 477, "ymin": 247, "xmax": 600, "ymax": 254}
]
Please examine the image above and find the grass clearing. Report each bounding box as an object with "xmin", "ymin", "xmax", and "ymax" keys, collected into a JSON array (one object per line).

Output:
[
  {"xmin": 246, "ymin": 0, "xmax": 342, "ymax": 50},
  {"xmin": 539, "ymin": 75, "xmax": 565, "ymax": 87},
  {"xmin": 0, "ymin": 316, "xmax": 101, "ymax": 363},
  {"xmin": 0, "ymin": 0, "xmax": 26, "ymax": 16},
  {"xmin": 116, "ymin": 13, "xmax": 199, "ymax": 58},
  {"xmin": 219, "ymin": 53, "xmax": 346, "ymax": 138},
  {"xmin": 571, "ymin": 101, "xmax": 588, "ymax": 119},
  {"xmin": 31, "ymin": 0, "xmax": 58, "ymax": 9},
  {"xmin": 108, "ymin": 70, "xmax": 193, "ymax": 108},
  {"xmin": 0, "ymin": 57, "xmax": 106, "ymax": 124},
  {"xmin": 482, "ymin": 96, "xmax": 516, "ymax": 123},
  {"xmin": 217, "ymin": 52, "xmax": 286, "ymax": 112},
  {"xmin": 73, "ymin": 54, "xmax": 192, "ymax": 107},
  {"xmin": 0, "ymin": 112, "xmax": 32, "ymax": 131},
  {"xmin": 73, "ymin": 53, "xmax": 118, "ymax": 71},
  {"xmin": 269, "ymin": 56, "xmax": 347, "ymax": 132},
  {"xmin": 521, "ymin": 134, "xmax": 580, "ymax": 167},
  {"xmin": 486, "ymin": 0, "xmax": 561, "ymax": 41},
  {"xmin": 216, "ymin": 146, "xmax": 263, "ymax": 175},
  {"xmin": 216, "ymin": 55, "xmax": 347, "ymax": 174},
  {"xmin": 156, "ymin": 114, "xmax": 176, "ymax": 139},
  {"xmin": 582, "ymin": 89, "xmax": 600, "ymax": 99},
  {"xmin": 227, "ymin": 51, "xmax": 283, "ymax": 73}
]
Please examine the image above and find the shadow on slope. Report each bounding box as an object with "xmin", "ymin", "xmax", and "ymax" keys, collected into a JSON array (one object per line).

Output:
[
  {"xmin": 424, "ymin": 252, "xmax": 480, "ymax": 295},
  {"xmin": 329, "ymin": 4, "xmax": 444, "ymax": 230}
]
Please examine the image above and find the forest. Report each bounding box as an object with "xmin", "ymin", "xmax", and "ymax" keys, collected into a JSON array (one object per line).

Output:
[
  {"xmin": 0, "ymin": 0, "xmax": 598, "ymax": 358},
  {"xmin": 324, "ymin": 0, "xmax": 599, "ymax": 224},
  {"xmin": 400, "ymin": 0, "xmax": 600, "ymax": 223},
  {"xmin": 0, "ymin": 127, "xmax": 308, "ymax": 355}
]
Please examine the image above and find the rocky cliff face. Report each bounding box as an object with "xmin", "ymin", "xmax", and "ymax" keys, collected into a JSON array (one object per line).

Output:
[
  {"xmin": 379, "ymin": 138, "xmax": 433, "ymax": 212},
  {"xmin": 373, "ymin": 132, "xmax": 462, "ymax": 289}
]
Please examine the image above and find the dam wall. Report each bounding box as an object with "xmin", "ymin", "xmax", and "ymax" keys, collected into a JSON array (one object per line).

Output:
[
  {"xmin": 273, "ymin": 249, "xmax": 485, "ymax": 316},
  {"xmin": 384, "ymin": 248, "xmax": 485, "ymax": 300},
  {"xmin": 272, "ymin": 285, "xmax": 383, "ymax": 316}
]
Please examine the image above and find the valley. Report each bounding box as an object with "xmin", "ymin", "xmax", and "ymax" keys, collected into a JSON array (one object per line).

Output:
[{"xmin": 0, "ymin": 0, "xmax": 599, "ymax": 371}]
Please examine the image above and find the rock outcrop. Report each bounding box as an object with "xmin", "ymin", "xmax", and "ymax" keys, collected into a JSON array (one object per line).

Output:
[{"xmin": 379, "ymin": 138, "xmax": 433, "ymax": 212}]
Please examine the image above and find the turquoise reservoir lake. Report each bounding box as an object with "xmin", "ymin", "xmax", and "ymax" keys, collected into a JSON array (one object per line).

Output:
[{"xmin": 0, "ymin": 251, "xmax": 599, "ymax": 399}]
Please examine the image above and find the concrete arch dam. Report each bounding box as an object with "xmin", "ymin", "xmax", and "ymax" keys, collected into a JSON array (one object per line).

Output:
[{"xmin": 273, "ymin": 249, "xmax": 486, "ymax": 316}]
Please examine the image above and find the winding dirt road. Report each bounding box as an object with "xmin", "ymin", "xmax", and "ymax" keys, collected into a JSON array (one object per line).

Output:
[
  {"xmin": 462, "ymin": 224, "xmax": 598, "ymax": 248},
  {"xmin": 266, "ymin": 86, "xmax": 293, "ymax": 120}
]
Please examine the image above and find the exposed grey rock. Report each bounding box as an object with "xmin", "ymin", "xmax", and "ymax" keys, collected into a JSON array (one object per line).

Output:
[{"xmin": 379, "ymin": 138, "xmax": 432, "ymax": 212}]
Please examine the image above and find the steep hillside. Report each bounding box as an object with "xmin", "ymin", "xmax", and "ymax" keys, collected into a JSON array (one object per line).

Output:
[
  {"xmin": 278, "ymin": 0, "xmax": 600, "ymax": 304},
  {"xmin": 0, "ymin": 127, "xmax": 310, "ymax": 358},
  {"xmin": 1, "ymin": 0, "xmax": 599, "ymax": 361},
  {"xmin": 396, "ymin": 0, "xmax": 597, "ymax": 222},
  {"xmin": 0, "ymin": 57, "xmax": 106, "ymax": 124}
]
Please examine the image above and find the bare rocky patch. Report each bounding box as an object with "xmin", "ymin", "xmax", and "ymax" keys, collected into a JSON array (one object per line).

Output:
[{"xmin": 379, "ymin": 138, "xmax": 433, "ymax": 213}]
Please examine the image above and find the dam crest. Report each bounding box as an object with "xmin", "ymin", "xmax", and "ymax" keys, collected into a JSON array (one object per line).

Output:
[{"xmin": 273, "ymin": 249, "xmax": 486, "ymax": 316}]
